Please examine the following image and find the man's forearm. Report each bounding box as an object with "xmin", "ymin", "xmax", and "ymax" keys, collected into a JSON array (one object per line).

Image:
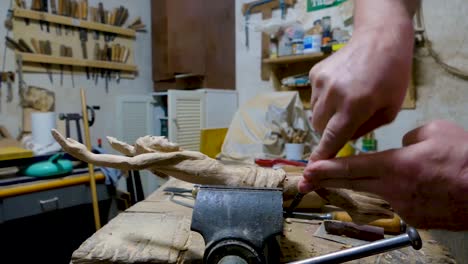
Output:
[{"xmin": 354, "ymin": 0, "xmax": 420, "ymax": 33}]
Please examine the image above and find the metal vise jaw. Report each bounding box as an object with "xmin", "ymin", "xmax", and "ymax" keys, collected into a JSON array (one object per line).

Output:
[{"xmin": 191, "ymin": 185, "xmax": 284, "ymax": 264}]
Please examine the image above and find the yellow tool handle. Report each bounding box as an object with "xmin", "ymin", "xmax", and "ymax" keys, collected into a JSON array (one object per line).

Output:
[
  {"xmin": 80, "ymin": 88, "xmax": 101, "ymax": 231},
  {"xmin": 332, "ymin": 211, "xmax": 404, "ymax": 234}
]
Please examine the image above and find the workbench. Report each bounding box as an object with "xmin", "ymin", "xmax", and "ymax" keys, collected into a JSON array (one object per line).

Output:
[
  {"xmin": 0, "ymin": 170, "xmax": 109, "ymax": 223},
  {"xmin": 71, "ymin": 178, "xmax": 456, "ymax": 263}
]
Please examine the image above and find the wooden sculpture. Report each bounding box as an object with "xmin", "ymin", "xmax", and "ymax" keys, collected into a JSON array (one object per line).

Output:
[{"xmin": 51, "ymin": 129, "xmax": 393, "ymax": 223}]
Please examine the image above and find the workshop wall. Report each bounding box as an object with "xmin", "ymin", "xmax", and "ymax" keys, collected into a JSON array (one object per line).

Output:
[
  {"xmin": 236, "ymin": 0, "xmax": 468, "ymax": 262},
  {"xmin": 0, "ymin": 0, "xmax": 153, "ymax": 147}
]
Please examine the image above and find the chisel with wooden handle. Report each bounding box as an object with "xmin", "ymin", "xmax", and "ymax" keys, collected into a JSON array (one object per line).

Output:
[{"xmin": 286, "ymin": 211, "xmax": 406, "ymax": 234}]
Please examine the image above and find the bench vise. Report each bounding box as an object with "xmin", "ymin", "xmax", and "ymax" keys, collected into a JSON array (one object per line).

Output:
[{"xmin": 190, "ymin": 186, "xmax": 422, "ymax": 264}]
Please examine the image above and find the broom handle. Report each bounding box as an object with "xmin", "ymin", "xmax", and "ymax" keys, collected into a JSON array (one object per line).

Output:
[{"xmin": 80, "ymin": 88, "xmax": 101, "ymax": 230}]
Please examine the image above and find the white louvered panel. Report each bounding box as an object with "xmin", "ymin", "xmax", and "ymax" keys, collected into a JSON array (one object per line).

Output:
[
  {"xmin": 116, "ymin": 96, "xmax": 160, "ymax": 198},
  {"xmin": 175, "ymin": 98, "xmax": 201, "ymax": 151},
  {"xmin": 120, "ymin": 101, "xmax": 149, "ymax": 143},
  {"xmin": 168, "ymin": 90, "xmax": 204, "ymax": 151}
]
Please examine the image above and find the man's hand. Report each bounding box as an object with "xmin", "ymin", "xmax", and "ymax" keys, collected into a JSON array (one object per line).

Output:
[
  {"xmin": 300, "ymin": 120, "xmax": 468, "ymax": 230},
  {"xmin": 308, "ymin": 0, "xmax": 418, "ymax": 160}
]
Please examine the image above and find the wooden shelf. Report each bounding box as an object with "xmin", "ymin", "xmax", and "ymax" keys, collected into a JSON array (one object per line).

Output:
[
  {"xmin": 17, "ymin": 52, "xmax": 138, "ymax": 72},
  {"xmin": 13, "ymin": 8, "xmax": 136, "ymax": 38},
  {"xmin": 263, "ymin": 52, "xmax": 327, "ymax": 64}
]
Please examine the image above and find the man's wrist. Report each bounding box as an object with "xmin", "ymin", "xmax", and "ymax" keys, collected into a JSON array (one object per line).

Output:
[{"xmin": 353, "ymin": 0, "xmax": 417, "ymax": 38}]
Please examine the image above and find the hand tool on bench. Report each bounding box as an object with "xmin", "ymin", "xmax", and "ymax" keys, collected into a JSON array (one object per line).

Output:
[
  {"xmin": 286, "ymin": 211, "xmax": 406, "ymax": 234},
  {"xmin": 289, "ymin": 227, "xmax": 421, "ymax": 264},
  {"xmin": 323, "ymin": 220, "xmax": 385, "ymax": 242}
]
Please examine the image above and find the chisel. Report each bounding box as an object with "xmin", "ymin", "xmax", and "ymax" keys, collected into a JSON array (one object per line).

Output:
[
  {"xmin": 59, "ymin": 44, "xmax": 66, "ymax": 85},
  {"xmin": 64, "ymin": 46, "xmax": 74, "ymax": 88},
  {"xmin": 50, "ymin": 0, "xmax": 61, "ymax": 35},
  {"xmin": 44, "ymin": 40, "xmax": 53, "ymax": 83},
  {"xmin": 285, "ymin": 211, "xmax": 406, "ymax": 234},
  {"xmin": 41, "ymin": 0, "xmax": 50, "ymax": 33}
]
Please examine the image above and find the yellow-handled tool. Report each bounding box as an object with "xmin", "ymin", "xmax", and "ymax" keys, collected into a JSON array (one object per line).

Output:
[{"xmin": 286, "ymin": 211, "xmax": 405, "ymax": 234}]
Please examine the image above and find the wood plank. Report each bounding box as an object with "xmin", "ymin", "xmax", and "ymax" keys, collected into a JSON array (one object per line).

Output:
[
  {"xmin": 264, "ymin": 52, "xmax": 327, "ymax": 64},
  {"xmin": 17, "ymin": 52, "xmax": 138, "ymax": 72},
  {"xmin": 13, "ymin": 8, "xmax": 136, "ymax": 38}
]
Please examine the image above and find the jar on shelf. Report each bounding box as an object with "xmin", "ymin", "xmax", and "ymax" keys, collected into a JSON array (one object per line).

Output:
[
  {"xmin": 291, "ymin": 38, "xmax": 304, "ymax": 55},
  {"xmin": 269, "ymin": 34, "xmax": 278, "ymax": 59}
]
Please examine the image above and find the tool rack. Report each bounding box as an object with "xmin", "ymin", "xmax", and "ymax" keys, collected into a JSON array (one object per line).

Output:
[{"xmin": 11, "ymin": 4, "xmax": 139, "ymax": 81}]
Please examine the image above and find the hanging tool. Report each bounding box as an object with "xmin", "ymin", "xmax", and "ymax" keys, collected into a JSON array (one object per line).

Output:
[
  {"xmin": 31, "ymin": 0, "xmax": 43, "ymax": 30},
  {"xmin": 244, "ymin": 0, "xmax": 272, "ymax": 49},
  {"xmin": 15, "ymin": 0, "xmax": 30, "ymax": 25},
  {"xmin": 59, "ymin": 44, "xmax": 66, "ymax": 85},
  {"xmin": 79, "ymin": 27, "xmax": 90, "ymax": 79},
  {"xmin": 67, "ymin": 46, "xmax": 75, "ymax": 88},
  {"xmin": 127, "ymin": 16, "xmax": 147, "ymax": 32},
  {"xmin": 5, "ymin": 37, "xmax": 53, "ymax": 84},
  {"xmin": 4, "ymin": 9, "xmax": 14, "ymax": 31},
  {"xmin": 59, "ymin": 45, "xmax": 74, "ymax": 88},
  {"xmin": 5, "ymin": 72, "xmax": 14, "ymax": 103},
  {"xmin": 93, "ymin": 42, "xmax": 99, "ymax": 84},
  {"xmin": 280, "ymin": 0, "xmax": 286, "ymax": 19},
  {"xmin": 79, "ymin": 0, "xmax": 89, "ymax": 79},
  {"xmin": 15, "ymin": 54, "xmax": 27, "ymax": 108},
  {"xmin": 98, "ymin": 2, "xmax": 107, "ymax": 41},
  {"xmin": 50, "ymin": 0, "xmax": 61, "ymax": 35},
  {"xmin": 32, "ymin": 39, "xmax": 53, "ymax": 84},
  {"xmin": 91, "ymin": 7, "xmax": 100, "ymax": 40},
  {"xmin": 41, "ymin": 40, "xmax": 54, "ymax": 83},
  {"xmin": 102, "ymin": 43, "xmax": 111, "ymax": 92},
  {"xmin": 40, "ymin": 0, "xmax": 50, "ymax": 33}
]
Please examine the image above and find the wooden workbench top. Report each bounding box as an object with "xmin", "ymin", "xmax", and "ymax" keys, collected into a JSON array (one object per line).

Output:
[{"xmin": 71, "ymin": 178, "xmax": 456, "ymax": 263}]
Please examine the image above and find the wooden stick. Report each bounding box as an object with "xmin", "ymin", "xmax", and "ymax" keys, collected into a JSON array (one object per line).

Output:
[{"xmin": 80, "ymin": 88, "xmax": 101, "ymax": 230}]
